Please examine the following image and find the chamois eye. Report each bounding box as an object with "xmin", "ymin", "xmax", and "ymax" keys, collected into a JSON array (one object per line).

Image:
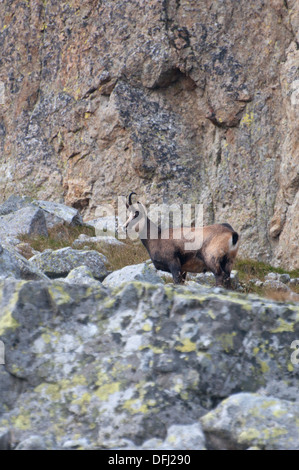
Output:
[{"xmin": 134, "ymin": 211, "xmax": 139, "ymax": 218}]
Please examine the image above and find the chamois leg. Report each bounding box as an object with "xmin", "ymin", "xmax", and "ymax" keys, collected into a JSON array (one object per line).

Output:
[
  {"xmin": 205, "ymin": 256, "xmax": 225, "ymax": 287},
  {"xmin": 169, "ymin": 260, "xmax": 184, "ymax": 285},
  {"xmin": 220, "ymin": 256, "xmax": 233, "ymax": 289}
]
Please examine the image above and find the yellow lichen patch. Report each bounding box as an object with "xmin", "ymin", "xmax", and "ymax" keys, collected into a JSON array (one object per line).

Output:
[
  {"xmin": 12, "ymin": 410, "xmax": 31, "ymax": 430},
  {"xmin": 122, "ymin": 396, "xmax": 157, "ymax": 415},
  {"xmin": 122, "ymin": 398, "xmax": 148, "ymax": 414},
  {"xmin": 175, "ymin": 338, "xmax": 197, "ymax": 353},
  {"xmin": 0, "ymin": 283, "xmax": 26, "ymax": 334},
  {"xmin": 95, "ymin": 382, "xmax": 120, "ymax": 401},
  {"xmin": 142, "ymin": 322, "xmax": 152, "ymax": 332},
  {"xmin": 272, "ymin": 408, "xmax": 288, "ymax": 418},
  {"xmin": 35, "ymin": 375, "xmax": 87, "ymax": 402},
  {"xmin": 0, "ymin": 311, "xmax": 20, "ymax": 335},
  {"xmin": 240, "ymin": 112, "xmax": 254, "ymax": 127},
  {"xmin": 72, "ymin": 392, "xmax": 92, "ymax": 414},
  {"xmin": 270, "ymin": 319, "xmax": 294, "ymax": 333},
  {"xmin": 121, "ymin": 380, "xmax": 157, "ymax": 415},
  {"xmin": 207, "ymin": 309, "xmax": 216, "ymax": 320},
  {"xmin": 48, "ymin": 284, "xmax": 71, "ymax": 305},
  {"xmin": 238, "ymin": 427, "xmax": 260, "ymax": 442},
  {"xmin": 217, "ymin": 332, "xmax": 237, "ymax": 353},
  {"xmin": 257, "ymin": 359, "xmax": 270, "ymax": 374}
]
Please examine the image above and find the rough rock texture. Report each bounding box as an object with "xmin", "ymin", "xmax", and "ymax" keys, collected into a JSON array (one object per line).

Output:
[
  {"xmin": 102, "ymin": 262, "xmax": 163, "ymax": 288},
  {"xmin": 201, "ymin": 392, "xmax": 299, "ymax": 450},
  {"xmin": 0, "ymin": 278, "xmax": 299, "ymax": 449},
  {"xmin": 0, "ymin": 243, "xmax": 49, "ymax": 281},
  {"xmin": 72, "ymin": 233, "xmax": 125, "ymax": 249},
  {"xmin": 33, "ymin": 200, "xmax": 83, "ymax": 228},
  {"xmin": 0, "ymin": 206, "xmax": 48, "ymax": 243},
  {"xmin": 29, "ymin": 247, "xmax": 108, "ymax": 280},
  {"xmin": 63, "ymin": 265, "xmax": 103, "ymax": 287},
  {"xmin": 0, "ymin": 0, "xmax": 298, "ymax": 268}
]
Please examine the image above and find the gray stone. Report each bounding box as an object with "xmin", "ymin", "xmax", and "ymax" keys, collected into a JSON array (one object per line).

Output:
[
  {"xmin": 194, "ymin": 272, "xmax": 216, "ymax": 286},
  {"xmin": 279, "ymin": 273, "xmax": 291, "ymax": 284},
  {"xmin": 15, "ymin": 435, "xmax": 47, "ymax": 450},
  {"xmin": 86, "ymin": 216, "xmax": 119, "ymax": 237},
  {"xmin": 29, "ymin": 247, "xmax": 108, "ymax": 280},
  {"xmin": 0, "ymin": 428, "xmax": 11, "ymax": 450},
  {"xmin": 0, "ymin": 243, "xmax": 48, "ymax": 281},
  {"xmin": 201, "ymin": 392, "xmax": 299, "ymax": 450},
  {"xmin": 151, "ymin": 423, "xmax": 206, "ymax": 450},
  {"xmin": 102, "ymin": 262, "xmax": 163, "ymax": 289},
  {"xmin": 0, "ymin": 195, "xmax": 33, "ymax": 216},
  {"xmin": 0, "ymin": 206, "xmax": 48, "ymax": 243},
  {"xmin": 290, "ymin": 278, "xmax": 299, "ymax": 287},
  {"xmin": 265, "ymin": 272, "xmax": 279, "ymax": 281},
  {"xmin": 230, "ymin": 270, "xmax": 239, "ymax": 289},
  {"xmin": 72, "ymin": 233, "xmax": 125, "ymax": 249},
  {"xmin": 0, "ymin": 277, "xmax": 299, "ymax": 449},
  {"xmin": 34, "ymin": 200, "xmax": 83, "ymax": 227},
  {"xmin": 263, "ymin": 279, "xmax": 291, "ymax": 292},
  {"xmin": 63, "ymin": 265, "xmax": 103, "ymax": 287}
]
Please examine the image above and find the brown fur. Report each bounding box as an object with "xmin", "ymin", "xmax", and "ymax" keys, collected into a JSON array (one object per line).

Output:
[{"xmin": 124, "ymin": 197, "xmax": 239, "ymax": 287}]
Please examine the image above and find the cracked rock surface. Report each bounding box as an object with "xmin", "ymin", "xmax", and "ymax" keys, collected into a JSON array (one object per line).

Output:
[{"xmin": 0, "ymin": 0, "xmax": 298, "ymax": 268}]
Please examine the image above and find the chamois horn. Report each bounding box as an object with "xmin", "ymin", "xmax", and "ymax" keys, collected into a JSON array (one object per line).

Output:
[{"xmin": 128, "ymin": 192, "xmax": 137, "ymax": 206}]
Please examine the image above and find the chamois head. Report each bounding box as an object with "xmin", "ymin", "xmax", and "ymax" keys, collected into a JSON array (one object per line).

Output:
[{"xmin": 123, "ymin": 192, "xmax": 147, "ymax": 233}]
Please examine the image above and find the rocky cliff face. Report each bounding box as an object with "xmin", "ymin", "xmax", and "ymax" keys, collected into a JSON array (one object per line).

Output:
[
  {"xmin": 0, "ymin": 197, "xmax": 299, "ymax": 450},
  {"xmin": 0, "ymin": 0, "xmax": 298, "ymax": 268}
]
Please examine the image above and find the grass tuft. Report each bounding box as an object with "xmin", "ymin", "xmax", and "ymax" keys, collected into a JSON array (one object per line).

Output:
[
  {"xmin": 18, "ymin": 224, "xmax": 96, "ymax": 256},
  {"xmin": 17, "ymin": 226, "xmax": 299, "ymax": 302}
]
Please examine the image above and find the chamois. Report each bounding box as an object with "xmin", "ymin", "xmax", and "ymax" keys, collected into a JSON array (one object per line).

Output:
[{"xmin": 123, "ymin": 193, "xmax": 240, "ymax": 287}]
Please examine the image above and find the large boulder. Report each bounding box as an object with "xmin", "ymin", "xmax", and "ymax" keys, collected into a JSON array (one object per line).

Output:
[
  {"xmin": 201, "ymin": 392, "xmax": 299, "ymax": 450},
  {"xmin": 0, "ymin": 195, "xmax": 33, "ymax": 216},
  {"xmin": 0, "ymin": 195, "xmax": 84, "ymax": 236},
  {"xmin": 0, "ymin": 206, "xmax": 48, "ymax": 244},
  {"xmin": 0, "ymin": 243, "xmax": 48, "ymax": 281},
  {"xmin": 102, "ymin": 262, "xmax": 163, "ymax": 289},
  {"xmin": 33, "ymin": 200, "xmax": 83, "ymax": 228},
  {"xmin": 29, "ymin": 247, "xmax": 108, "ymax": 280},
  {"xmin": 0, "ymin": 278, "xmax": 299, "ymax": 449},
  {"xmin": 62, "ymin": 265, "xmax": 103, "ymax": 288}
]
